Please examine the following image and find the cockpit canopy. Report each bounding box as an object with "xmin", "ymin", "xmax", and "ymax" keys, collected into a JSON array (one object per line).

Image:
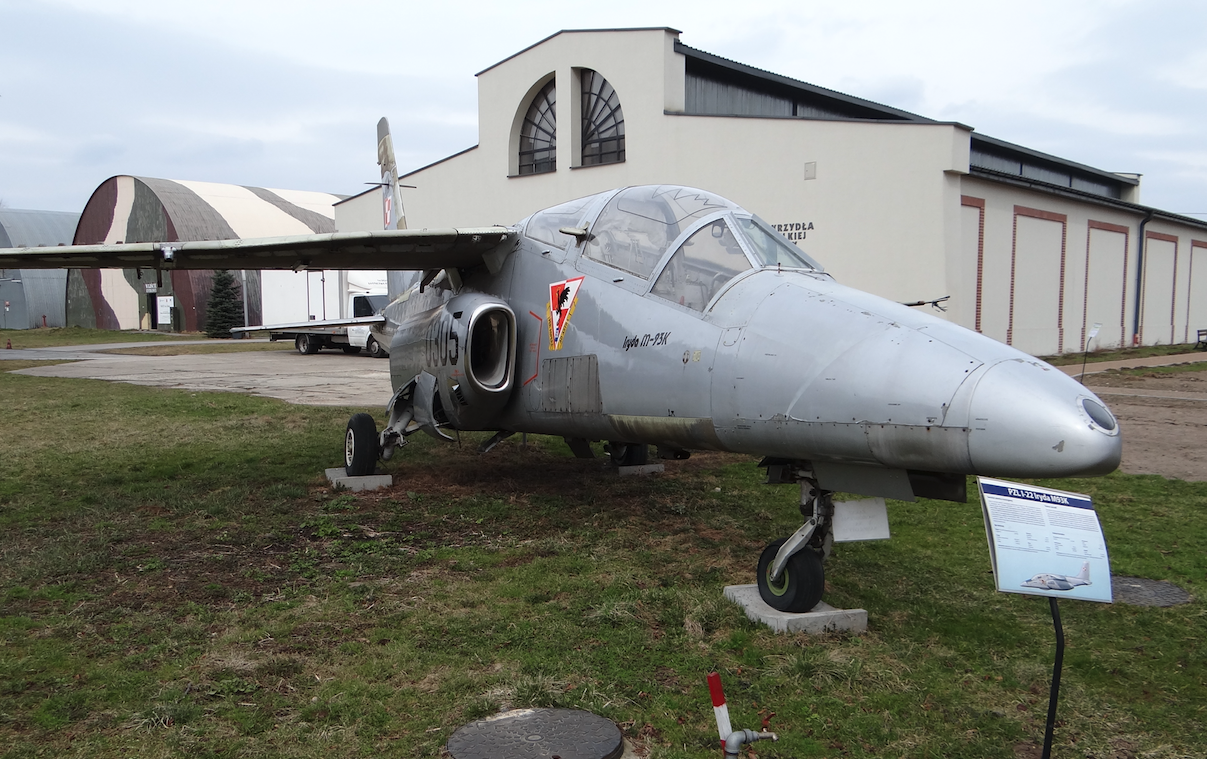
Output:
[{"xmin": 521, "ymin": 185, "xmax": 820, "ymax": 311}]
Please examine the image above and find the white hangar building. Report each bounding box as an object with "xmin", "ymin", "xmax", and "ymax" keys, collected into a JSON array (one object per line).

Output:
[{"xmin": 342, "ymin": 27, "xmax": 1207, "ymax": 357}]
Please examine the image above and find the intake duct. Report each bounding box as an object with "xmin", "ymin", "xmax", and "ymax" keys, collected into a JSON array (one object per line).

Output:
[{"xmin": 437, "ymin": 294, "xmax": 517, "ymax": 430}]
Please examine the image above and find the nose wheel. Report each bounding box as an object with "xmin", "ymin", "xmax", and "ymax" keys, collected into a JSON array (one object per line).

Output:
[
  {"xmin": 757, "ymin": 538, "xmax": 824, "ymax": 612},
  {"xmin": 756, "ymin": 473, "xmax": 833, "ymax": 613}
]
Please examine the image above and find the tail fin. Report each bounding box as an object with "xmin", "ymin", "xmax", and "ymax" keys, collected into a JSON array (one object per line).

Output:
[
  {"xmin": 377, "ymin": 117, "xmax": 407, "ymax": 231},
  {"xmin": 1076, "ymin": 561, "xmax": 1090, "ymax": 582}
]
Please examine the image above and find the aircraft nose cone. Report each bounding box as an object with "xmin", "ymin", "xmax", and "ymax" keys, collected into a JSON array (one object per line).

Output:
[{"xmin": 966, "ymin": 359, "xmax": 1121, "ymax": 477}]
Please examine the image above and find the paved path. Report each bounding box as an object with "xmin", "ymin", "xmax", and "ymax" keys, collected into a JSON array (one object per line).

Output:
[
  {"xmin": 2, "ymin": 342, "xmax": 392, "ymax": 408},
  {"xmin": 0, "ymin": 340, "xmax": 224, "ymax": 361},
  {"xmin": 1057, "ymin": 351, "xmax": 1207, "ymax": 377}
]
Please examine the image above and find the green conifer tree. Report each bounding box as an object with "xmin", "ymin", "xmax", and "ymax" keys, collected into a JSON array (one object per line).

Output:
[{"xmin": 205, "ymin": 269, "xmax": 245, "ymax": 338}]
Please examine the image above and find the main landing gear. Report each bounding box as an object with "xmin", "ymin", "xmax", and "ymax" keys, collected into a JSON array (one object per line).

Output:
[
  {"xmin": 756, "ymin": 472, "xmax": 834, "ymax": 613},
  {"xmin": 341, "ymin": 379, "xmax": 436, "ymax": 476},
  {"xmin": 345, "ymin": 413, "xmax": 379, "ymax": 476}
]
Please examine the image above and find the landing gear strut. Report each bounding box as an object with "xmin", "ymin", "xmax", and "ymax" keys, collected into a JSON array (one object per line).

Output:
[
  {"xmin": 756, "ymin": 472, "xmax": 833, "ymax": 613},
  {"xmin": 606, "ymin": 441, "xmax": 648, "ymax": 467}
]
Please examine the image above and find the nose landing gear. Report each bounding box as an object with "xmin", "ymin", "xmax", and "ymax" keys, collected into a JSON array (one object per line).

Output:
[{"xmin": 756, "ymin": 472, "xmax": 833, "ymax": 613}]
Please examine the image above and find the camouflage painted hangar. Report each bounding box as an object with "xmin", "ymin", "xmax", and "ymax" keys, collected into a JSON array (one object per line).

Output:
[{"xmin": 67, "ymin": 176, "xmax": 345, "ymax": 332}]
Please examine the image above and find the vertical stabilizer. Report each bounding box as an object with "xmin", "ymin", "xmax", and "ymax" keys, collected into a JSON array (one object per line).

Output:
[
  {"xmin": 377, "ymin": 117, "xmax": 407, "ymax": 231},
  {"xmin": 1077, "ymin": 561, "xmax": 1090, "ymax": 582}
]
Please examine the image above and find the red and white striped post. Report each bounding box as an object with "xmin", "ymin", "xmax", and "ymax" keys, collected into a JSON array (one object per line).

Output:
[{"xmin": 707, "ymin": 672, "xmax": 732, "ymax": 744}]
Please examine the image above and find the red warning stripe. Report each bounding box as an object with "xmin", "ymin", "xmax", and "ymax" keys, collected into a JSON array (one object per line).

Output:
[{"xmin": 707, "ymin": 672, "xmax": 725, "ymax": 707}]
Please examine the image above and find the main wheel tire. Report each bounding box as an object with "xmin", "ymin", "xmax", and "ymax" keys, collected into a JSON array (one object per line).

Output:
[
  {"xmin": 342, "ymin": 346, "xmax": 361, "ymax": 355},
  {"xmin": 295, "ymin": 335, "xmax": 320, "ymax": 355},
  {"xmin": 367, "ymin": 337, "xmax": 387, "ymax": 358},
  {"xmin": 608, "ymin": 442, "xmax": 648, "ymax": 467},
  {"xmin": 757, "ymin": 537, "xmax": 825, "ymax": 613},
  {"xmin": 345, "ymin": 413, "xmax": 379, "ymax": 476}
]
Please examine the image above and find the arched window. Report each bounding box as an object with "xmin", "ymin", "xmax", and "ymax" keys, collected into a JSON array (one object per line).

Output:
[
  {"xmin": 518, "ymin": 79, "xmax": 556, "ymax": 175},
  {"xmin": 581, "ymin": 70, "xmax": 625, "ymax": 166}
]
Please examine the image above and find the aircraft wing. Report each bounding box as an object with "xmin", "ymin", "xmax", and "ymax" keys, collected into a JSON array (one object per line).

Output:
[
  {"xmin": 231, "ymin": 315, "xmax": 387, "ymax": 334},
  {"xmin": 0, "ymin": 227, "xmax": 517, "ymax": 272}
]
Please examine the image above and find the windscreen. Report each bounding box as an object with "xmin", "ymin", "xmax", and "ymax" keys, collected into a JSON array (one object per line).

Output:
[
  {"xmin": 651, "ymin": 220, "xmax": 752, "ymax": 311},
  {"xmin": 584, "ymin": 186, "xmax": 739, "ymax": 278},
  {"xmin": 734, "ymin": 216, "xmax": 821, "ymax": 270}
]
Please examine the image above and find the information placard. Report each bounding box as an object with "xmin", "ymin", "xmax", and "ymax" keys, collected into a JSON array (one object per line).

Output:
[
  {"xmin": 157, "ymin": 296, "xmax": 174, "ymax": 324},
  {"xmin": 978, "ymin": 477, "xmax": 1112, "ymax": 603}
]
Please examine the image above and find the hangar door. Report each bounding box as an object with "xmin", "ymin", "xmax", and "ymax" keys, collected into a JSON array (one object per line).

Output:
[
  {"xmin": 960, "ymin": 196, "xmax": 987, "ymax": 335},
  {"xmin": 1009, "ymin": 207, "xmax": 1066, "ymax": 356},
  {"xmin": 1083, "ymin": 222, "xmax": 1130, "ymax": 351},
  {"xmin": 1186, "ymin": 241, "xmax": 1207, "ymax": 343},
  {"xmin": 1140, "ymin": 233, "xmax": 1178, "ymax": 346}
]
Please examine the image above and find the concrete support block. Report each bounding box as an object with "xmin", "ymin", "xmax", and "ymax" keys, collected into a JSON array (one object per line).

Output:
[
  {"xmin": 325, "ymin": 467, "xmax": 393, "ymax": 492},
  {"xmin": 616, "ymin": 463, "xmax": 665, "ymax": 476},
  {"xmin": 723, "ymin": 584, "xmax": 867, "ymax": 634}
]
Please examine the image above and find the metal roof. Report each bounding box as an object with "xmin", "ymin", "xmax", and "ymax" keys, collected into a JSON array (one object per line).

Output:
[
  {"xmin": 0, "ymin": 208, "xmax": 80, "ymax": 248},
  {"xmin": 74, "ymin": 177, "xmax": 343, "ymax": 245},
  {"xmin": 968, "ymin": 166, "xmax": 1207, "ymax": 232},
  {"xmin": 676, "ymin": 42, "xmax": 935, "ymax": 124},
  {"xmin": 672, "ymin": 41, "xmax": 1135, "ymax": 200}
]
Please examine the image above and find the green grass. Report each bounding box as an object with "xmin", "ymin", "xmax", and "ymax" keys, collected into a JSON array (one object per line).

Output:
[
  {"xmin": 0, "ymin": 327, "xmax": 208, "ymax": 349},
  {"xmin": 0, "ymin": 371, "xmax": 1203, "ymax": 758}
]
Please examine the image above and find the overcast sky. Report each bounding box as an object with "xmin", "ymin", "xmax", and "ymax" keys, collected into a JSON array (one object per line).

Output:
[{"xmin": 1, "ymin": 0, "xmax": 1204, "ymax": 220}]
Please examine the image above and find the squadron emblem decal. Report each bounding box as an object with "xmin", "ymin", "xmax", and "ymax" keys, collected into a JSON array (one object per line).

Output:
[{"xmin": 547, "ymin": 276, "xmax": 584, "ymax": 350}]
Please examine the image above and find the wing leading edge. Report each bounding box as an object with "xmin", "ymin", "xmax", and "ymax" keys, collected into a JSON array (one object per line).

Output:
[{"xmin": 0, "ymin": 227, "xmax": 517, "ymax": 273}]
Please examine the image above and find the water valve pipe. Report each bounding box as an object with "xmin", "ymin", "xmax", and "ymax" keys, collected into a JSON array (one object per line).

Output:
[
  {"xmin": 723, "ymin": 728, "xmax": 778, "ymax": 758},
  {"xmin": 707, "ymin": 672, "xmax": 779, "ymax": 757}
]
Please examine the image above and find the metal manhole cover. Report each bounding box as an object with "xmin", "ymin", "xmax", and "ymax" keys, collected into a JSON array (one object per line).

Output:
[
  {"xmin": 447, "ymin": 708, "xmax": 624, "ymax": 759},
  {"xmin": 1111, "ymin": 576, "xmax": 1192, "ymax": 606}
]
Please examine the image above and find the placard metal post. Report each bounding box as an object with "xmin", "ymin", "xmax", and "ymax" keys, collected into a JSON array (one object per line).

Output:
[{"xmin": 1042, "ymin": 597, "xmax": 1064, "ymax": 759}]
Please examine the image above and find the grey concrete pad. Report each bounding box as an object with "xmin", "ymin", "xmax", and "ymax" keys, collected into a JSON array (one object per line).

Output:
[
  {"xmin": 616, "ymin": 463, "xmax": 665, "ymax": 476},
  {"xmin": 1, "ymin": 346, "xmax": 144, "ymax": 361},
  {"xmin": 723, "ymin": 584, "xmax": 868, "ymax": 634},
  {"xmin": 324, "ymin": 468, "xmax": 393, "ymax": 492},
  {"xmin": 0, "ymin": 339, "xmax": 257, "ymax": 361},
  {"xmin": 447, "ymin": 708, "xmax": 624, "ymax": 759},
  {"xmin": 7, "ymin": 349, "xmax": 392, "ymax": 408},
  {"xmin": 1111, "ymin": 576, "xmax": 1192, "ymax": 606}
]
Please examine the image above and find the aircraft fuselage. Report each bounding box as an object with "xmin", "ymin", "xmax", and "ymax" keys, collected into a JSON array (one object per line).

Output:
[{"xmin": 381, "ymin": 185, "xmax": 1120, "ymax": 502}]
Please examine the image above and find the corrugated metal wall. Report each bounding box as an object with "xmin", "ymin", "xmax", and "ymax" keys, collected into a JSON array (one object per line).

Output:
[
  {"xmin": 970, "ymin": 147, "xmax": 1122, "ymax": 200},
  {"xmin": 685, "ymin": 72, "xmax": 863, "ymax": 119},
  {"xmin": 0, "ymin": 209, "xmax": 79, "ymax": 328}
]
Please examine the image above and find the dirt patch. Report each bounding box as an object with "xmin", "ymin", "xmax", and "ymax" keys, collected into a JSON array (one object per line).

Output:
[
  {"xmin": 1084, "ymin": 368, "xmax": 1207, "ymax": 481},
  {"xmin": 350, "ymin": 444, "xmax": 743, "ymax": 515}
]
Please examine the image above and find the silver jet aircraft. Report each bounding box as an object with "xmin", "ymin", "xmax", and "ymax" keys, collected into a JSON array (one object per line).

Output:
[
  {"xmin": 0, "ymin": 119, "xmax": 1122, "ymax": 613},
  {"xmin": 1022, "ymin": 562, "xmax": 1092, "ymax": 591}
]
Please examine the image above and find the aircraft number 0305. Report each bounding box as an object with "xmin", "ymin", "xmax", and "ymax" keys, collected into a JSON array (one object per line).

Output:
[{"xmin": 425, "ymin": 312, "xmax": 460, "ymax": 367}]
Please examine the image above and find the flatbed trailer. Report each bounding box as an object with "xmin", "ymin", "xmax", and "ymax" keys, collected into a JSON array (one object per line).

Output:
[{"xmin": 236, "ymin": 292, "xmax": 390, "ymax": 357}]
